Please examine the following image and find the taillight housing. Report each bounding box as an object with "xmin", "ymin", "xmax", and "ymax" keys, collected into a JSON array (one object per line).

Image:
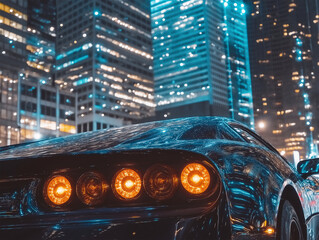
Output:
[
  {"xmin": 143, "ymin": 164, "xmax": 178, "ymax": 200},
  {"xmin": 43, "ymin": 175, "xmax": 72, "ymax": 208},
  {"xmin": 181, "ymin": 163, "xmax": 210, "ymax": 195},
  {"xmin": 41, "ymin": 150, "xmax": 221, "ymax": 211},
  {"xmin": 76, "ymin": 171, "xmax": 108, "ymax": 206},
  {"xmin": 112, "ymin": 168, "xmax": 142, "ymax": 200}
]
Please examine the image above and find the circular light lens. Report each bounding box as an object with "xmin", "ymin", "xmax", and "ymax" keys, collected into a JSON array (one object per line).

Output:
[
  {"xmin": 45, "ymin": 175, "xmax": 72, "ymax": 207},
  {"xmin": 143, "ymin": 164, "xmax": 178, "ymax": 200},
  {"xmin": 181, "ymin": 163, "xmax": 210, "ymax": 194},
  {"xmin": 113, "ymin": 169, "xmax": 142, "ymax": 200},
  {"xmin": 76, "ymin": 172, "xmax": 108, "ymax": 206}
]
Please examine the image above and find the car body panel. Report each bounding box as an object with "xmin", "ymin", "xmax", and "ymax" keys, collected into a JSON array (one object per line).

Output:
[{"xmin": 0, "ymin": 117, "xmax": 318, "ymax": 239}]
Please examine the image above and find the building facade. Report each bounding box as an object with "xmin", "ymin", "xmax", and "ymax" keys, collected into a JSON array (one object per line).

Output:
[
  {"xmin": 0, "ymin": 0, "xmax": 28, "ymax": 146},
  {"xmin": 150, "ymin": 0, "xmax": 254, "ymax": 128},
  {"xmin": 26, "ymin": 0, "xmax": 56, "ymax": 85},
  {"xmin": 245, "ymin": 0, "xmax": 318, "ymax": 160},
  {"xmin": 0, "ymin": 0, "xmax": 76, "ymax": 146},
  {"xmin": 18, "ymin": 75, "xmax": 76, "ymax": 142},
  {"xmin": 55, "ymin": 0, "xmax": 154, "ymax": 133}
]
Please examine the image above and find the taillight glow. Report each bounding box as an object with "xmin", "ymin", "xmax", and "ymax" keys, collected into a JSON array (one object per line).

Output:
[
  {"xmin": 181, "ymin": 163, "xmax": 210, "ymax": 194},
  {"xmin": 113, "ymin": 169, "xmax": 141, "ymax": 200},
  {"xmin": 45, "ymin": 175, "xmax": 72, "ymax": 206}
]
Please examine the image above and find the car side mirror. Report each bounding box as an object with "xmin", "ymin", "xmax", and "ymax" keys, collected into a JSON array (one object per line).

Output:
[{"xmin": 297, "ymin": 158, "xmax": 319, "ymax": 178}]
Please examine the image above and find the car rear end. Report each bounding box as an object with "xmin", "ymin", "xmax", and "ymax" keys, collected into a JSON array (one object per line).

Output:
[{"xmin": 0, "ymin": 149, "xmax": 231, "ymax": 240}]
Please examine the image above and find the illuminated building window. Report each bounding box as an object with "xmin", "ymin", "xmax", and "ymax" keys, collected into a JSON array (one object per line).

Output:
[
  {"xmin": 59, "ymin": 123, "xmax": 76, "ymax": 133},
  {"xmin": 26, "ymin": 61, "xmax": 50, "ymax": 73},
  {"xmin": 40, "ymin": 120, "xmax": 56, "ymax": 131},
  {"xmin": 0, "ymin": 16, "xmax": 23, "ymax": 30},
  {"xmin": 0, "ymin": 28, "xmax": 25, "ymax": 43},
  {"xmin": 20, "ymin": 129, "xmax": 36, "ymax": 139},
  {"xmin": 272, "ymin": 130, "xmax": 282, "ymax": 134},
  {"xmin": 0, "ymin": 3, "xmax": 27, "ymax": 20},
  {"xmin": 96, "ymin": 34, "xmax": 153, "ymax": 59}
]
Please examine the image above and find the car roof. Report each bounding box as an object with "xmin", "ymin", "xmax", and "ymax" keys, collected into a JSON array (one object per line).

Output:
[{"xmin": 0, "ymin": 116, "xmax": 239, "ymax": 160}]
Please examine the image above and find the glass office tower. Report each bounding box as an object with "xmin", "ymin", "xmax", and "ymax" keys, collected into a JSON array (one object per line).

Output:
[
  {"xmin": 56, "ymin": 0, "xmax": 154, "ymax": 133},
  {"xmin": 151, "ymin": 0, "xmax": 254, "ymax": 128}
]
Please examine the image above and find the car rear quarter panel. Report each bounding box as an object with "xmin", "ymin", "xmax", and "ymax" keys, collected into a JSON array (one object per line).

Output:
[{"xmin": 204, "ymin": 141, "xmax": 299, "ymax": 238}]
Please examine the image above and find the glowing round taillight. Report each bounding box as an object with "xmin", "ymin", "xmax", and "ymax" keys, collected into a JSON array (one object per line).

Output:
[
  {"xmin": 143, "ymin": 164, "xmax": 178, "ymax": 200},
  {"xmin": 112, "ymin": 169, "xmax": 142, "ymax": 200},
  {"xmin": 44, "ymin": 175, "xmax": 72, "ymax": 207},
  {"xmin": 181, "ymin": 163, "xmax": 210, "ymax": 195},
  {"xmin": 76, "ymin": 172, "xmax": 108, "ymax": 206}
]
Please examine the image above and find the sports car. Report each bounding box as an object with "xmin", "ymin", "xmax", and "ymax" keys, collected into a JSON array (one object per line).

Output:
[{"xmin": 0, "ymin": 117, "xmax": 319, "ymax": 239}]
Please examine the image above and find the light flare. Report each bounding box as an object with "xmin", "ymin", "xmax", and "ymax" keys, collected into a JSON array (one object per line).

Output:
[
  {"xmin": 191, "ymin": 174, "xmax": 201, "ymax": 184},
  {"xmin": 56, "ymin": 186, "xmax": 66, "ymax": 195}
]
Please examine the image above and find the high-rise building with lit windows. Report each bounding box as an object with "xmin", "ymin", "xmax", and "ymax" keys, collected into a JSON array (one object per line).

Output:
[
  {"xmin": 17, "ymin": 75, "xmax": 76, "ymax": 142},
  {"xmin": 245, "ymin": 0, "xmax": 318, "ymax": 160},
  {"xmin": 0, "ymin": 0, "xmax": 76, "ymax": 146},
  {"xmin": 26, "ymin": 0, "xmax": 56, "ymax": 84},
  {"xmin": 150, "ymin": 0, "xmax": 254, "ymax": 128},
  {"xmin": 56, "ymin": 0, "xmax": 154, "ymax": 133},
  {"xmin": 308, "ymin": 1, "xmax": 319, "ymax": 155},
  {"xmin": 0, "ymin": 0, "xmax": 28, "ymax": 146},
  {"xmin": 18, "ymin": 0, "xmax": 76, "ymax": 142}
]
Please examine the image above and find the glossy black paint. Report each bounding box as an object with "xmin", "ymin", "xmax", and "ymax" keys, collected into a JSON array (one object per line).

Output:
[
  {"xmin": 0, "ymin": 117, "xmax": 318, "ymax": 239},
  {"xmin": 0, "ymin": 197, "xmax": 231, "ymax": 240}
]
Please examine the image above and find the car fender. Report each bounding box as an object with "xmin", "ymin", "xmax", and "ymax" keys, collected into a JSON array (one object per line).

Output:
[{"xmin": 204, "ymin": 141, "xmax": 295, "ymax": 237}]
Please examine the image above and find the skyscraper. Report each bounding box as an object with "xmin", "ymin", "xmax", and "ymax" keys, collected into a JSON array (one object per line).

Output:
[
  {"xmin": 56, "ymin": 0, "xmax": 154, "ymax": 133},
  {"xmin": 26, "ymin": 0, "xmax": 56, "ymax": 84},
  {"xmin": 0, "ymin": 0, "xmax": 28, "ymax": 146},
  {"xmin": 17, "ymin": 77, "xmax": 76, "ymax": 142},
  {"xmin": 245, "ymin": 0, "xmax": 318, "ymax": 160},
  {"xmin": 308, "ymin": 1, "xmax": 319, "ymax": 155},
  {"xmin": 150, "ymin": 0, "xmax": 254, "ymax": 128},
  {"xmin": 0, "ymin": 0, "xmax": 76, "ymax": 146}
]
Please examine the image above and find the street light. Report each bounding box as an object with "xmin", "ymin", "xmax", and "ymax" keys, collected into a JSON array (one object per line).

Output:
[{"xmin": 258, "ymin": 121, "xmax": 266, "ymax": 129}]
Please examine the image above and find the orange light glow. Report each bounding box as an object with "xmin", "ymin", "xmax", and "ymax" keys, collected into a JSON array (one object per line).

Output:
[
  {"xmin": 113, "ymin": 169, "xmax": 141, "ymax": 200},
  {"xmin": 191, "ymin": 174, "xmax": 201, "ymax": 184},
  {"xmin": 181, "ymin": 163, "xmax": 210, "ymax": 194},
  {"xmin": 56, "ymin": 186, "xmax": 66, "ymax": 195},
  {"xmin": 46, "ymin": 176, "xmax": 72, "ymax": 206},
  {"xmin": 264, "ymin": 227, "xmax": 275, "ymax": 235},
  {"xmin": 125, "ymin": 179, "xmax": 134, "ymax": 188}
]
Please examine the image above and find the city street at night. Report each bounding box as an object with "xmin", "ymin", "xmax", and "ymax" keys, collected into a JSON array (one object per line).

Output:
[{"xmin": 0, "ymin": 0, "xmax": 319, "ymax": 239}]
